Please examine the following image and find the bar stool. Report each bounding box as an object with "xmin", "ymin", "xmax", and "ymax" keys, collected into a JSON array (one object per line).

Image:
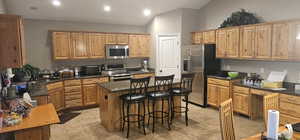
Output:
[
  {"xmin": 171, "ymin": 73, "xmax": 195, "ymax": 126},
  {"xmin": 120, "ymin": 77, "xmax": 150, "ymax": 138},
  {"xmin": 147, "ymin": 75, "xmax": 174, "ymax": 133}
]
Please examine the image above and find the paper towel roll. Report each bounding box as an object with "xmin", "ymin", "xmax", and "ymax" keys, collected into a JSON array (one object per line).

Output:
[{"xmin": 267, "ymin": 110, "xmax": 280, "ymax": 140}]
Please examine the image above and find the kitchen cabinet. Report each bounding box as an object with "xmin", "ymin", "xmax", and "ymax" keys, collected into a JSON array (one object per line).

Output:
[
  {"xmin": 64, "ymin": 80, "xmax": 82, "ymax": 108},
  {"xmin": 232, "ymin": 86, "xmax": 250, "ymax": 116},
  {"xmin": 207, "ymin": 78, "xmax": 231, "ymax": 108},
  {"xmin": 0, "ymin": 14, "xmax": 26, "ymax": 68},
  {"xmin": 47, "ymin": 82, "xmax": 64, "ymax": 111},
  {"xmin": 285, "ymin": 21, "xmax": 300, "ymax": 61},
  {"xmin": 52, "ymin": 32, "xmax": 71, "ymax": 60},
  {"xmin": 203, "ymin": 30, "xmax": 216, "ymax": 44},
  {"xmin": 71, "ymin": 33, "xmax": 89, "ymax": 59},
  {"xmin": 216, "ymin": 29, "xmax": 227, "ymax": 58},
  {"xmin": 226, "ymin": 28, "xmax": 240, "ymax": 58},
  {"xmin": 32, "ymin": 96, "xmax": 48, "ymax": 106},
  {"xmin": 255, "ymin": 24, "xmax": 272, "ymax": 59},
  {"xmin": 82, "ymin": 77, "xmax": 109, "ymax": 106},
  {"xmin": 192, "ymin": 32, "xmax": 203, "ymax": 44},
  {"xmin": 88, "ymin": 33, "xmax": 105, "ymax": 58},
  {"xmin": 240, "ymin": 26, "xmax": 256, "ymax": 59},
  {"xmin": 129, "ymin": 34, "xmax": 151, "ymax": 57},
  {"xmin": 279, "ymin": 94, "xmax": 300, "ymax": 125},
  {"xmin": 272, "ymin": 22, "xmax": 290, "ymax": 60},
  {"xmin": 105, "ymin": 33, "xmax": 129, "ymax": 45}
]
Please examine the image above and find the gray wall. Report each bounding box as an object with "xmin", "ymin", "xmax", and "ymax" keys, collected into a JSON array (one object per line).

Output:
[
  {"xmin": 23, "ymin": 19, "xmax": 146, "ymax": 70},
  {"xmin": 0, "ymin": 0, "xmax": 5, "ymax": 14},
  {"xmin": 198, "ymin": 0, "xmax": 300, "ymax": 82}
]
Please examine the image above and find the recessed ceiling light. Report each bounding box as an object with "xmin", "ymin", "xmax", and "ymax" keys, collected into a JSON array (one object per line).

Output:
[
  {"xmin": 143, "ymin": 9, "xmax": 151, "ymax": 16},
  {"xmin": 104, "ymin": 5, "xmax": 111, "ymax": 12},
  {"xmin": 52, "ymin": 0, "xmax": 61, "ymax": 7}
]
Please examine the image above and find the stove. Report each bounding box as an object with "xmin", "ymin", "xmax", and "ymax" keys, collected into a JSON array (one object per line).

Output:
[{"xmin": 102, "ymin": 64, "xmax": 132, "ymax": 81}]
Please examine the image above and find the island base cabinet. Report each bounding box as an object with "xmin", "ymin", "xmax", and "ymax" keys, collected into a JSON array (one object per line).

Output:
[
  {"xmin": 15, "ymin": 126, "xmax": 50, "ymax": 140},
  {"xmin": 98, "ymin": 86, "xmax": 182, "ymax": 132}
]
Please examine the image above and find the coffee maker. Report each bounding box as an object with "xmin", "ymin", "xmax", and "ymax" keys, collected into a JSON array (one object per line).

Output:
[{"xmin": 142, "ymin": 60, "xmax": 149, "ymax": 72}]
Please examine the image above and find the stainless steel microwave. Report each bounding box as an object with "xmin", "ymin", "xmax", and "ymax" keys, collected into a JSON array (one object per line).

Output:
[{"xmin": 105, "ymin": 45, "xmax": 129, "ymax": 59}]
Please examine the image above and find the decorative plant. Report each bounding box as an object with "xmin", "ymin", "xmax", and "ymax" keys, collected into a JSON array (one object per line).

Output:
[
  {"xmin": 219, "ymin": 9, "xmax": 261, "ymax": 28},
  {"xmin": 12, "ymin": 64, "xmax": 40, "ymax": 81}
]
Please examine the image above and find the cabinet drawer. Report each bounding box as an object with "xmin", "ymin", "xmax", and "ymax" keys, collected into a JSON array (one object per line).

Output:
[
  {"xmin": 280, "ymin": 94, "xmax": 300, "ymax": 105},
  {"xmin": 207, "ymin": 78, "xmax": 229, "ymax": 86},
  {"xmin": 65, "ymin": 93, "xmax": 82, "ymax": 101},
  {"xmin": 47, "ymin": 82, "xmax": 63, "ymax": 90},
  {"xmin": 64, "ymin": 80, "xmax": 81, "ymax": 86},
  {"xmin": 233, "ymin": 86, "xmax": 249, "ymax": 94},
  {"xmin": 65, "ymin": 99, "xmax": 82, "ymax": 108},
  {"xmin": 280, "ymin": 101, "xmax": 300, "ymax": 118},
  {"xmin": 64, "ymin": 86, "xmax": 81, "ymax": 93},
  {"xmin": 82, "ymin": 77, "xmax": 109, "ymax": 85},
  {"xmin": 250, "ymin": 89, "xmax": 273, "ymax": 96},
  {"xmin": 280, "ymin": 113, "xmax": 300, "ymax": 125}
]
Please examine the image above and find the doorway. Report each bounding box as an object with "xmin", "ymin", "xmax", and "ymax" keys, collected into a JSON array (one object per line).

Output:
[{"xmin": 156, "ymin": 34, "xmax": 181, "ymax": 82}]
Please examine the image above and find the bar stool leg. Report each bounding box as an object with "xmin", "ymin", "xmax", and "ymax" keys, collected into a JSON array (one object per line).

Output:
[
  {"xmin": 138, "ymin": 103, "xmax": 141, "ymax": 128},
  {"xmin": 161, "ymin": 99, "xmax": 164, "ymax": 124},
  {"xmin": 147, "ymin": 99, "xmax": 150, "ymax": 126},
  {"xmin": 143, "ymin": 101, "xmax": 146, "ymax": 135},
  {"xmin": 127, "ymin": 103, "xmax": 130, "ymax": 138},
  {"xmin": 167, "ymin": 97, "xmax": 171, "ymax": 130},
  {"xmin": 122, "ymin": 101, "xmax": 125, "ymax": 132},
  {"xmin": 185, "ymin": 95, "xmax": 189, "ymax": 126},
  {"xmin": 152, "ymin": 100, "xmax": 156, "ymax": 133},
  {"xmin": 171, "ymin": 96, "xmax": 175, "ymax": 124}
]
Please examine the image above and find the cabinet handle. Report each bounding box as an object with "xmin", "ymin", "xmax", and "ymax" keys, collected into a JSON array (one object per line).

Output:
[{"xmin": 104, "ymin": 95, "xmax": 108, "ymax": 100}]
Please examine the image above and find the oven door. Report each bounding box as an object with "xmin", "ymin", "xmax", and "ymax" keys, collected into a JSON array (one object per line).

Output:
[{"xmin": 106, "ymin": 45, "xmax": 129, "ymax": 59}]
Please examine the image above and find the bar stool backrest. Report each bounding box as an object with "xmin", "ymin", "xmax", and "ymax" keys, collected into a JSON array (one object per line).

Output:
[
  {"xmin": 154, "ymin": 75, "xmax": 174, "ymax": 93},
  {"xmin": 180, "ymin": 73, "xmax": 195, "ymax": 91},
  {"xmin": 129, "ymin": 77, "xmax": 151, "ymax": 100}
]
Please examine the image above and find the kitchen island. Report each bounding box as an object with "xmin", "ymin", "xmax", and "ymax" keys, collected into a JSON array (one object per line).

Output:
[{"xmin": 97, "ymin": 78, "xmax": 181, "ymax": 132}]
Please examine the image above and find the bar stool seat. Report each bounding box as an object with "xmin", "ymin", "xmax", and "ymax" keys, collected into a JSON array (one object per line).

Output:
[
  {"xmin": 148, "ymin": 92, "xmax": 170, "ymax": 99},
  {"xmin": 120, "ymin": 94, "xmax": 146, "ymax": 102},
  {"xmin": 171, "ymin": 88, "xmax": 191, "ymax": 96}
]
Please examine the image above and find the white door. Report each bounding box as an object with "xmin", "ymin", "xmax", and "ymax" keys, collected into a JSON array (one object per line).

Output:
[{"xmin": 156, "ymin": 34, "xmax": 181, "ymax": 82}]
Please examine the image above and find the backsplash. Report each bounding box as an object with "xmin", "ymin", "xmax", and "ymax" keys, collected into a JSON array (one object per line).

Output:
[
  {"xmin": 222, "ymin": 59, "xmax": 300, "ymax": 83},
  {"xmin": 52, "ymin": 58, "xmax": 148, "ymax": 70}
]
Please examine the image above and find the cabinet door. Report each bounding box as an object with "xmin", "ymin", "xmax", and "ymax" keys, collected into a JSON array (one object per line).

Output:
[
  {"xmin": 207, "ymin": 84, "xmax": 218, "ymax": 107},
  {"xmin": 32, "ymin": 96, "xmax": 48, "ymax": 106},
  {"xmin": 139, "ymin": 35, "xmax": 151, "ymax": 57},
  {"xmin": 240, "ymin": 26, "xmax": 256, "ymax": 59},
  {"xmin": 48, "ymin": 88, "xmax": 64, "ymax": 111},
  {"xmin": 218, "ymin": 86, "xmax": 230, "ymax": 106},
  {"xmin": 203, "ymin": 30, "xmax": 216, "ymax": 44},
  {"xmin": 116, "ymin": 34, "xmax": 129, "ymax": 44},
  {"xmin": 71, "ymin": 32, "xmax": 89, "ymax": 59},
  {"xmin": 255, "ymin": 24, "xmax": 272, "ymax": 59},
  {"xmin": 287, "ymin": 21, "xmax": 300, "ymax": 61},
  {"xmin": 129, "ymin": 35, "xmax": 139, "ymax": 57},
  {"xmin": 233, "ymin": 93, "xmax": 249, "ymax": 115},
  {"xmin": 53, "ymin": 32, "xmax": 71, "ymax": 60},
  {"xmin": 216, "ymin": 30, "xmax": 227, "ymax": 58},
  {"xmin": 0, "ymin": 15, "xmax": 25, "ymax": 68},
  {"xmin": 83, "ymin": 84, "xmax": 98, "ymax": 105},
  {"xmin": 105, "ymin": 34, "xmax": 117, "ymax": 44},
  {"xmin": 272, "ymin": 23, "xmax": 290, "ymax": 60},
  {"xmin": 88, "ymin": 33, "xmax": 105, "ymax": 58},
  {"xmin": 192, "ymin": 32, "xmax": 203, "ymax": 44},
  {"xmin": 226, "ymin": 28, "xmax": 240, "ymax": 58}
]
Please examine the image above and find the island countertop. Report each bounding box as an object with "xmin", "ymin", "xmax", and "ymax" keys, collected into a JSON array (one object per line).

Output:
[{"xmin": 97, "ymin": 78, "xmax": 179, "ymax": 93}]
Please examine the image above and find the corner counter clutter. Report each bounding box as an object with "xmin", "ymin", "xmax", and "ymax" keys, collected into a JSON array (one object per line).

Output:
[
  {"xmin": 207, "ymin": 75, "xmax": 300, "ymax": 126},
  {"xmin": 0, "ymin": 104, "xmax": 60, "ymax": 140},
  {"xmin": 97, "ymin": 77, "xmax": 182, "ymax": 132}
]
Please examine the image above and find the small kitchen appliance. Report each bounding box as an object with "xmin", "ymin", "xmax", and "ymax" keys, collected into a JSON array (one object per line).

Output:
[{"xmin": 106, "ymin": 45, "xmax": 129, "ymax": 59}]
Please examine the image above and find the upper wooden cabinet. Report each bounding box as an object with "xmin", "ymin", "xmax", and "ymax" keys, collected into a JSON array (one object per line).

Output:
[
  {"xmin": 192, "ymin": 32, "xmax": 203, "ymax": 44},
  {"xmin": 53, "ymin": 32, "xmax": 71, "ymax": 60},
  {"xmin": 0, "ymin": 14, "xmax": 26, "ymax": 68},
  {"xmin": 288, "ymin": 21, "xmax": 300, "ymax": 61},
  {"xmin": 129, "ymin": 34, "xmax": 150, "ymax": 57},
  {"xmin": 240, "ymin": 26, "xmax": 256, "ymax": 59},
  {"xmin": 88, "ymin": 33, "xmax": 105, "ymax": 58},
  {"xmin": 71, "ymin": 32, "xmax": 89, "ymax": 59},
  {"xmin": 105, "ymin": 33, "xmax": 129, "ymax": 45},
  {"xmin": 216, "ymin": 27, "xmax": 240, "ymax": 58},
  {"xmin": 203, "ymin": 30, "xmax": 216, "ymax": 44},
  {"xmin": 272, "ymin": 23, "xmax": 289, "ymax": 60},
  {"xmin": 255, "ymin": 24, "xmax": 272, "ymax": 59}
]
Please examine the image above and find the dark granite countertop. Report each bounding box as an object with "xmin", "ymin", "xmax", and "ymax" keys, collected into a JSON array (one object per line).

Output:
[
  {"xmin": 45, "ymin": 74, "xmax": 110, "ymax": 84},
  {"xmin": 97, "ymin": 78, "xmax": 179, "ymax": 93},
  {"xmin": 207, "ymin": 71, "xmax": 247, "ymax": 81},
  {"xmin": 233, "ymin": 82, "xmax": 300, "ymax": 96}
]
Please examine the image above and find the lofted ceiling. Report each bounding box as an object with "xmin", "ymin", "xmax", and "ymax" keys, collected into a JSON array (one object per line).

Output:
[{"xmin": 4, "ymin": 0, "xmax": 211, "ymax": 26}]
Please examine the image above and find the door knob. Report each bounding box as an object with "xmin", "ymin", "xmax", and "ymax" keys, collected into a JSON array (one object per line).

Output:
[{"xmin": 160, "ymin": 70, "xmax": 162, "ymax": 72}]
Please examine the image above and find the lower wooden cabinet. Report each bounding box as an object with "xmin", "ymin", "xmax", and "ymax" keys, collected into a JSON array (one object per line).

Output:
[
  {"xmin": 48, "ymin": 88, "xmax": 65, "ymax": 111},
  {"xmin": 82, "ymin": 84, "xmax": 98, "ymax": 105},
  {"xmin": 232, "ymin": 86, "xmax": 250, "ymax": 116},
  {"xmin": 207, "ymin": 84, "xmax": 230, "ymax": 107},
  {"xmin": 32, "ymin": 96, "xmax": 48, "ymax": 106},
  {"xmin": 64, "ymin": 80, "xmax": 82, "ymax": 108}
]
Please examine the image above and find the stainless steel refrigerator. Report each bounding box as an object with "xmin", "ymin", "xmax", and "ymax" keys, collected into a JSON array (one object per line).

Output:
[{"xmin": 183, "ymin": 44, "xmax": 220, "ymax": 107}]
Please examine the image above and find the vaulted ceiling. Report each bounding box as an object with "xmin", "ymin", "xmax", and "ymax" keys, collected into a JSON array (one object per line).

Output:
[{"xmin": 4, "ymin": 0, "xmax": 211, "ymax": 26}]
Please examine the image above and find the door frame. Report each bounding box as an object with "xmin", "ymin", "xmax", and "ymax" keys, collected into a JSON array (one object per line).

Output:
[{"xmin": 155, "ymin": 33, "xmax": 181, "ymax": 81}]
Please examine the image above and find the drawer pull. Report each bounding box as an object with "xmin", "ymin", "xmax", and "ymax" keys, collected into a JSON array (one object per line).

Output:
[{"xmin": 105, "ymin": 95, "xmax": 108, "ymax": 100}]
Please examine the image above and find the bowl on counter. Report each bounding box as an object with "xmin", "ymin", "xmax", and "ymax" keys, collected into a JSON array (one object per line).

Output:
[{"xmin": 228, "ymin": 72, "xmax": 239, "ymax": 79}]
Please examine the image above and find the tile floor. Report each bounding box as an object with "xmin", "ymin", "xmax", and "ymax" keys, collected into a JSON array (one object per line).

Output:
[{"xmin": 50, "ymin": 104, "xmax": 264, "ymax": 140}]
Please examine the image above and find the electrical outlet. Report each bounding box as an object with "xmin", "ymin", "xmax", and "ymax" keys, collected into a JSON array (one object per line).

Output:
[
  {"xmin": 260, "ymin": 68, "xmax": 265, "ymax": 74},
  {"xmin": 226, "ymin": 65, "xmax": 231, "ymax": 70}
]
